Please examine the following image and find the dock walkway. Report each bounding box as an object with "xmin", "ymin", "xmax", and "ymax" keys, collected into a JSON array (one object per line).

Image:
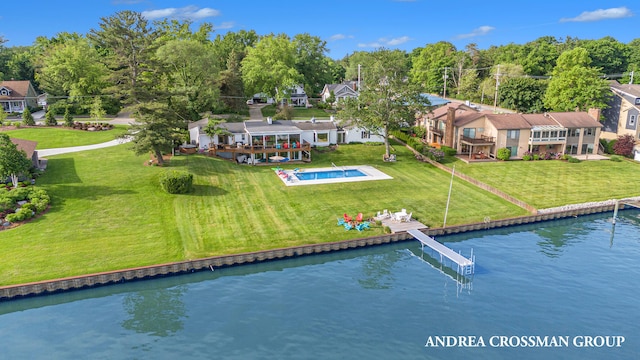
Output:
[{"xmin": 407, "ymin": 229, "xmax": 474, "ymax": 275}]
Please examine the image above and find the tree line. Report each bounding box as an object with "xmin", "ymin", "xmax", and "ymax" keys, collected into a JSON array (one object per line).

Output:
[{"xmin": 1, "ymin": 10, "xmax": 638, "ymax": 160}]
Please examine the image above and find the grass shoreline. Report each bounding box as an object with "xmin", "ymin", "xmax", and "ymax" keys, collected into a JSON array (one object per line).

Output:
[{"xmin": 1, "ymin": 129, "xmax": 639, "ymax": 286}]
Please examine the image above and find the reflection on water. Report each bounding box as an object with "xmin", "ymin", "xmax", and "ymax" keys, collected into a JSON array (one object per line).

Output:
[{"xmin": 122, "ymin": 286, "xmax": 187, "ymax": 337}]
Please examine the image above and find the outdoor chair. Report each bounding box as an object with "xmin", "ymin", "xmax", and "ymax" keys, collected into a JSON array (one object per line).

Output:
[
  {"xmin": 402, "ymin": 212, "xmax": 412, "ymax": 222},
  {"xmin": 355, "ymin": 213, "xmax": 363, "ymax": 223}
]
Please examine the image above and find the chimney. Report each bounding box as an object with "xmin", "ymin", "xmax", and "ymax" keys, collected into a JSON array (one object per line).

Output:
[
  {"xmin": 444, "ymin": 107, "xmax": 455, "ymax": 147},
  {"xmin": 588, "ymin": 108, "xmax": 601, "ymax": 121}
]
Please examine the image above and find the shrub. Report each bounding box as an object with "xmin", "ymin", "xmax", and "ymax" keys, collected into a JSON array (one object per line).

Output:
[
  {"xmin": 533, "ymin": 154, "xmax": 540, "ymax": 160},
  {"xmin": 7, "ymin": 187, "xmax": 31, "ymax": 202},
  {"xmin": 613, "ymin": 134, "xmax": 635, "ymax": 157},
  {"xmin": 273, "ymin": 105, "xmax": 294, "ymax": 120},
  {"xmin": 600, "ymin": 138, "xmax": 615, "ymax": 154},
  {"xmin": 45, "ymin": 110, "xmax": 57, "ymax": 126},
  {"xmin": 496, "ymin": 147, "xmax": 511, "ymax": 161},
  {"xmin": 22, "ymin": 108, "xmax": 35, "ymax": 126},
  {"xmin": 0, "ymin": 196, "xmax": 13, "ymax": 212},
  {"xmin": 440, "ymin": 146, "xmax": 457, "ymax": 156},
  {"xmin": 159, "ymin": 171, "xmax": 193, "ymax": 194},
  {"xmin": 425, "ymin": 147, "xmax": 445, "ymax": 162},
  {"xmin": 414, "ymin": 143, "xmax": 424, "ymax": 153},
  {"xmin": 522, "ymin": 155, "xmax": 532, "ymax": 161},
  {"xmin": 63, "ymin": 107, "xmax": 74, "ymax": 127},
  {"xmin": 609, "ymin": 155, "xmax": 624, "ymax": 162},
  {"xmin": 567, "ymin": 156, "xmax": 581, "ymax": 163},
  {"xmin": 5, "ymin": 207, "xmax": 34, "ymax": 223}
]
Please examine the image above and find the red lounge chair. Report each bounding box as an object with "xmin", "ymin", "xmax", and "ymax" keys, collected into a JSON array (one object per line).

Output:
[
  {"xmin": 343, "ymin": 213, "xmax": 352, "ymax": 222},
  {"xmin": 355, "ymin": 213, "xmax": 363, "ymax": 223}
]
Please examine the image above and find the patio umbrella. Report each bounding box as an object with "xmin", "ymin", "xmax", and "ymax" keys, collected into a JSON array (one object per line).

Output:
[{"xmin": 269, "ymin": 155, "xmax": 285, "ymax": 162}]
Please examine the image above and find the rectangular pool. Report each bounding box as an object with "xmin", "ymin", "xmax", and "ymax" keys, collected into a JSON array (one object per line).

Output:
[
  {"xmin": 275, "ymin": 165, "xmax": 393, "ymax": 186},
  {"xmin": 296, "ymin": 169, "xmax": 366, "ymax": 181}
]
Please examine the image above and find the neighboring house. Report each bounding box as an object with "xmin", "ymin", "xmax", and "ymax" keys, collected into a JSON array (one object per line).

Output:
[
  {"xmin": 601, "ymin": 81, "xmax": 640, "ymax": 141},
  {"xmin": 0, "ymin": 80, "xmax": 38, "ymax": 113},
  {"xmin": 320, "ymin": 81, "xmax": 359, "ymax": 103},
  {"xmin": 421, "ymin": 104, "xmax": 603, "ymax": 159},
  {"xmin": 280, "ymin": 84, "xmax": 309, "ymax": 107},
  {"xmin": 10, "ymin": 138, "xmax": 41, "ymax": 169},
  {"xmin": 188, "ymin": 116, "xmax": 383, "ymax": 164}
]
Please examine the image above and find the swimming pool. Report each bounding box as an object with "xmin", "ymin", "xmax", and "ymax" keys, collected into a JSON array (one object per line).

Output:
[
  {"xmin": 296, "ymin": 169, "xmax": 366, "ymax": 180},
  {"xmin": 276, "ymin": 165, "xmax": 393, "ymax": 186}
]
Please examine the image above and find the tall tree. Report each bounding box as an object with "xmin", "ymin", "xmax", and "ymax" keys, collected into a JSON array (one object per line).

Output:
[
  {"xmin": 241, "ymin": 34, "xmax": 301, "ymax": 102},
  {"xmin": 293, "ymin": 33, "xmax": 333, "ymax": 95},
  {"xmin": 626, "ymin": 38, "xmax": 640, "ymax": 84},
  {"xmin": 89, "ymin": 11, "xmax": 158, "ymax": 106},
  {"xmin": 155, "ymin": 39, "xmax": 219, "ymax": 120},
  {"xmin": 410, "ymin": 41, "xmax": 457, "ymax": 94},
  {"xmin": 337, "ymin": 48, "xmax": 430, "ymax": 157},
  {"xmin": 499, "ymin": 77, "xmax": 548, "ymax": 113},
  {"xmin": 544, "ymin": 47, "xmax": 610, "ymax": 112},
  {"xmin": 125, "ymin": 102, "xmax": 186, "ymax": 165},
  {"xmin": 35, "ymin": 36, "xmax": 108, "ymax": 101},
  {"xmin": 0, "ymin": 134, "xmax": 33, "ymax": 188},
  {"xmin": 521, "ymin": 36, "xmax": 561, "ymax": 76},
  {"xmin": 579, "ymin": 36, "xmax": 629, "ymax": 76},
  {"xmin": 218, "ymin": 50, "xmax": 245, "ymax": 112}
]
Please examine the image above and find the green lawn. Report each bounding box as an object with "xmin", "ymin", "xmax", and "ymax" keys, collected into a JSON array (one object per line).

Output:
[
  {"xmin": 0, "ymin": 142, "xmax": 527, "ymax": 285},
  {"xmin": 2, "ymin": 126, "xmax": 128, "ymax": 149},
  {"xmin": 447, "ymin": 158, "xmax": 640, "ymax": 209},
  {"xmin": 2, "ymin": 127, "xmax": 639, "ymax": 286}
]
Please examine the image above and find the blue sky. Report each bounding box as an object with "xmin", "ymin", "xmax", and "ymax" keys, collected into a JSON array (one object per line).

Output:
[{"xmin": 1, "ymin": 1, "xmax": 637, "ymax": 59}]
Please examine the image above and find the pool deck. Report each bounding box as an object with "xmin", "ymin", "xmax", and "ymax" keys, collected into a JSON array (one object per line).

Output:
[{"xmin": 276, "ymin": 165, "xmax": 392, "ymax": 186}]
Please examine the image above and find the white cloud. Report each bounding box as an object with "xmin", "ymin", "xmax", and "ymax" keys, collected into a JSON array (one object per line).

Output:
[
  {"xmin": 456, "ymin": 25, "xmax": 495, "ymax": 39},
  {"xmin": 142, "ymin": 6, "xmax": 221, "ymax": 20},
  {"xmin": 357, "ymin": 36, "xmax": 411, "ymax": 48},
  {"xmin": 560, "ymin": 6, "xmax": 633, "ymax": 22},
  {"xmin": 213, "ymin": 21, "xmax": 234, "ymax": 30},
  {"xmin": 329, "ymin": 34, "xmax": 354, "ymax": 41}
]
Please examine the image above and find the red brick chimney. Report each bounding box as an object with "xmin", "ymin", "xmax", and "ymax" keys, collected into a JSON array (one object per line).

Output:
[
  {"xmin": 445, "ymin": 107, "xmax": 455, "ymax": 147},
  {"xmin": 588, "ymin": 108, "xmax": 601, "ymax": 121}
]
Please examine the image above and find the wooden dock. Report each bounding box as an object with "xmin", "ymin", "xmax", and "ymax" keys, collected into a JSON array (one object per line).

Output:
[{"xmin": 407, "ymin": 229, "xmax": 475, "ymax": 275}]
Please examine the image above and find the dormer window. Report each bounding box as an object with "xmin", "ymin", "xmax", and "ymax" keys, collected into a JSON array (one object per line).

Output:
[
  {"xmin": 635, "ymin": 98, "xmax": 640, "ymax": 105},
  {"xmin": 0, "ymin": 88, "xmax": 9, "ymax": 96}
]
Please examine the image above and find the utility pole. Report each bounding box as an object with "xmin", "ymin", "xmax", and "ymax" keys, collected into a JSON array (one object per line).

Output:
[
  {"xmin": 630, "ymin": 70, "xmax": 634, "ymax": 85},
  {"xmin": 357, "ymin": 64, "xmax": 361, "ymax": 91},
  {"xmin": 443, "ymin": 67, "xmax": 448, "ymax": 98},
  {"xmin": 493, "ymin": 64, "xmax": 501, "ymax": 112}
]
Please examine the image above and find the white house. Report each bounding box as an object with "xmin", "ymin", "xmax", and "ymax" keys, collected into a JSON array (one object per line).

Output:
[
  {"xmin": 188, "ymin": 116, "xmax": 384, "ymax": 164},
  {"xmin": 320, "ymin": 81, "xmax": 359, "ymax": 104}
]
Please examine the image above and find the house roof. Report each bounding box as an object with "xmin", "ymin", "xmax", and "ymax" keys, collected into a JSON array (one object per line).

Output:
[
  {"xmin": 10, "ymin": 138, "xmax": 38, "ymax": 159},
  {"xmin": 430, "ymin": 103, "xmax": 479, "ymax": 119},
  {"xmin": 547, "ymin": 112, "xmax": 603, "ymax": 128},
  {"xmin": 484, "ymin": 113, "xmax": 532, "ymax": 130},
  {"xmin": 521, "ymin": 113, "xmax": 562, "ymax": 128},
  {"xmin": 609, "ymin": 81, "xmax": 640, "ymax": 99},
  {"xmin": 453, "ymin": 111, "xmax": 488, "ymax": 127},
  {"xmin": 244, "ymin": 120, "xmax": 302, "ymax": 134},
  {"xmin": 0, "ymin": 80, "xmax": 34, "ymax": 99},
  {"xmin": 292, "ymin": 119, "xmax": 337, "ymax": 131}
]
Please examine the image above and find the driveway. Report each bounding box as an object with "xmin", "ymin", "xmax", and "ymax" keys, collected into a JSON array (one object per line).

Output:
[
  {"xmin": 248, "ymin": 104, "xmax": 267, "ymax": 120},
  {"xmin": 38, "ymin": 137, "xmax": 132, "ymax": 157}
]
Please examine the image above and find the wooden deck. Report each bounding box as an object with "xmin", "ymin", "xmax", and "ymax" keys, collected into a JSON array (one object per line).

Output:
[
  {"xmin": 207, "ymin": 143, "xmax": 311, "ymax": 156},
  {"xmin": 376, "ymin": 216, "xmax": 428, "ymax": 232}
]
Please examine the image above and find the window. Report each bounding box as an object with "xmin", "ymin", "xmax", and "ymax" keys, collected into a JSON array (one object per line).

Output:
[
  {"xmin": 463, "ymin": 128, "xmax": 476, "ymax": 138},
  {"xmin": 583, "ymin": 128, "xmax": 594, "ymax": 136},
  {"xmin": 635, "ymin": 98, "xmax": 640, "ymax": 105},
  {"xmin": 0, "ymin": 89, "xmax": 8, "ymax": 96},
  {"xmin": 361, "ymin": 131, "xmax": 370, "ymax": 139},
  {"xmin": 507, "ymin": 146, "xmax": 517, "ymax": 157},
  {"xmin": 569, "ymin": 129, "xmax": 580, "ymax": 137},
  {"xmin": 316, "ymin": 132, "xmax": 329, "ymax": 142},
  {"xmin": 506, "ymin": 130, "xmax": 520, "ymax": 139},
  {"xmin": 532, "ymin": 131, "xmax": 541, "ymax": 139},
  {"xmin": 630, "ymin": 115, "xmax": 637, "ymax": 126}
]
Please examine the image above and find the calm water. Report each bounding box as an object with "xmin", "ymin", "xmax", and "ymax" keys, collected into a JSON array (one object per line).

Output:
[{"xmin": 1, "ymin": 211, "xmax": 639, "ymax": 359}]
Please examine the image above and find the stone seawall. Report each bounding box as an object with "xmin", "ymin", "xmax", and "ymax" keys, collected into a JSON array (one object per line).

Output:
[{"xmin": 0, "ymin": 203, "xmax": 630, "ymax": 300}]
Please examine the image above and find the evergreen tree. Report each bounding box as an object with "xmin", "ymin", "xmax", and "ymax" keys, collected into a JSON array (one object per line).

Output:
[
  {"xmin": 22, "ymin": 107, "xmax": 35, "ymax": 126},
  {"xmin": 63, "ymin": 107, "xmax": 74, "ymax": 127},
  {"xmin": 45, "ymin": 109, "xmax": 57, "ymax": 126}
]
